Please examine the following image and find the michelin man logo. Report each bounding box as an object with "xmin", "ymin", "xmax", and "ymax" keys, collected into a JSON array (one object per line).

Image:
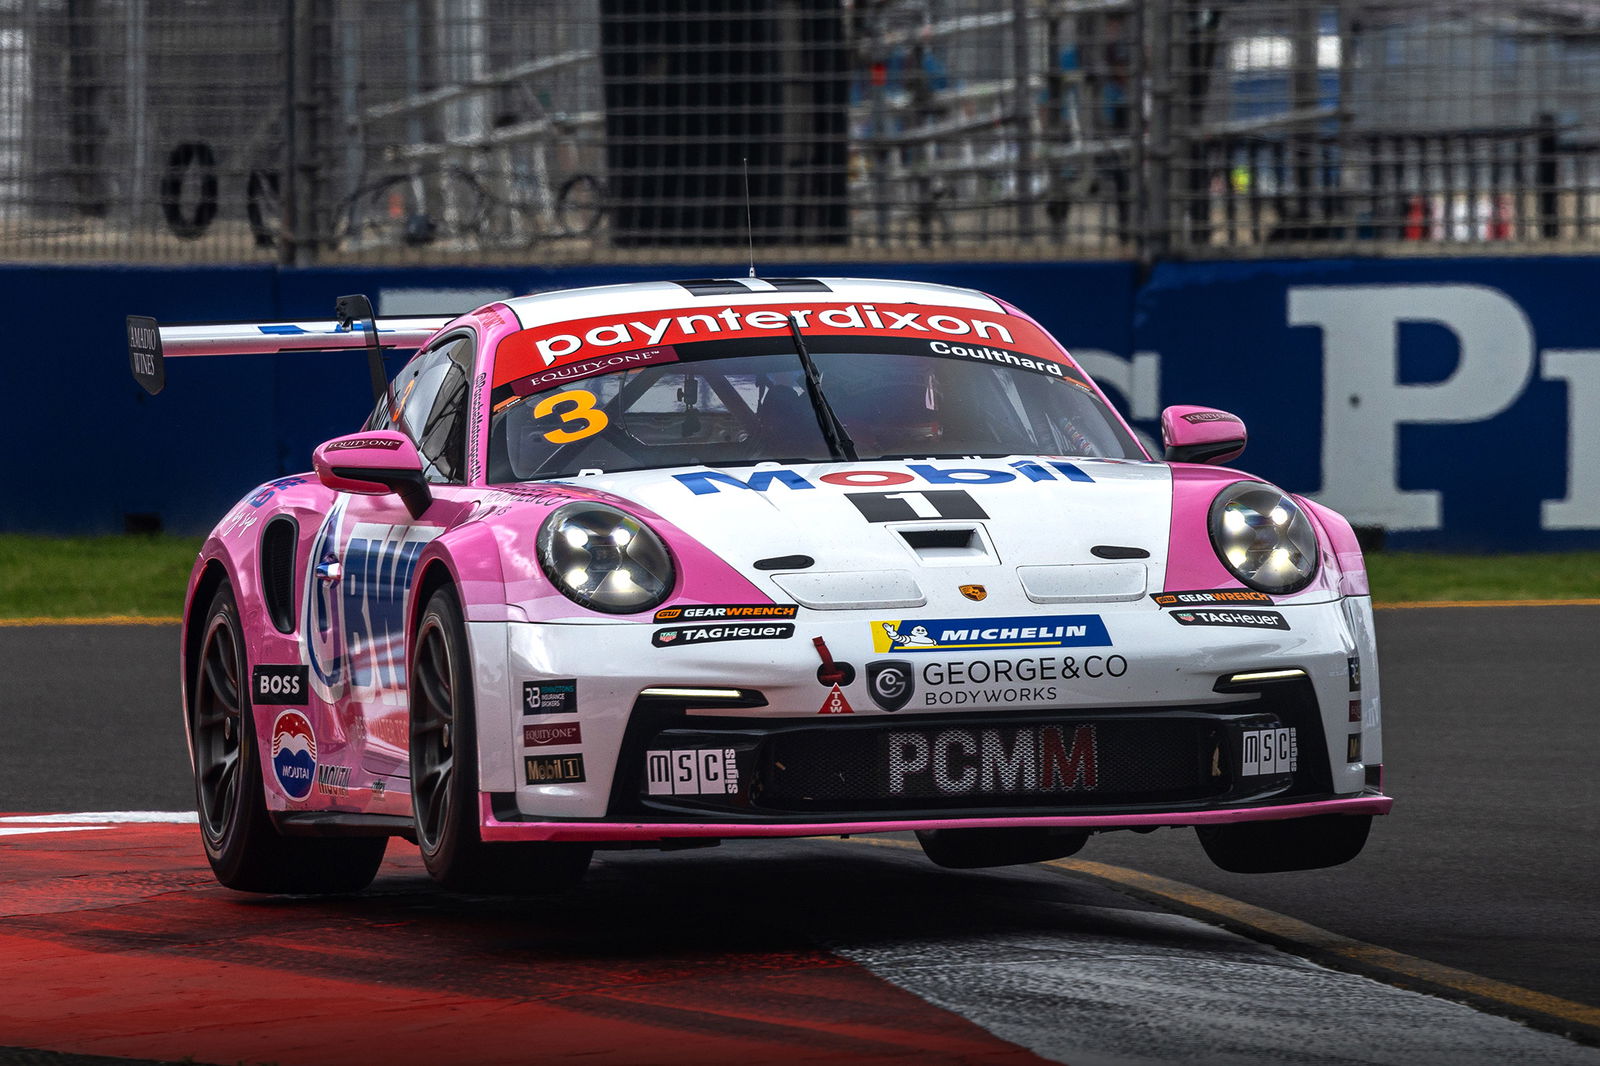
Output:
[{"xmin": 882, "ymin": 622, "xmax": 938, "ymax": 648}]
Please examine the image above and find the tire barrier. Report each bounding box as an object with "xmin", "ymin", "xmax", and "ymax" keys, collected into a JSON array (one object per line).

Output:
[{"xmin": 160, "ymin": 141, "xmax": 220, "ymax": 240}]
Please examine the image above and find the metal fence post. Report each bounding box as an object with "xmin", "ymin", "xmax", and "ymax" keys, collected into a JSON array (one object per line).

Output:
[
  {"xmin": 1141, "ymin": 0, "xmax": 1171, "ymax": 263},
  {"xmin": 1012, "ymin": 0, "xmax": 1034, "ymax": 242}
]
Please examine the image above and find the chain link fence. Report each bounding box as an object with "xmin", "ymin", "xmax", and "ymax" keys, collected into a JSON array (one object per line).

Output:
[{"xmin": 3, "ymin": 0, "xmax": 1599, "ymax": 265}]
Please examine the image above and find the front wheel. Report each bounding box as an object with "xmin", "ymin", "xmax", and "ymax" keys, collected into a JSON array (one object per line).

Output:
[
  {"xmin": 1197, "ymin": 814, "xmax": 1372, "ymax": 873},
  {"xmin": 410, "ymin": 585, "xmax": 592, "ymax": 892},
  {"xmin": 190, "ymin": 581, "xmax": 386, "ymax": 893}
]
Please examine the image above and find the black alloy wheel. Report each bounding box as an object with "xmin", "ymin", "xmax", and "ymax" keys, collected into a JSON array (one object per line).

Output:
[
  {"xmin": 189, "ymin": 580, "xmax": 386, "ymax": 893},
  {"xmin": 410, "ymin": 585, "xmax": 592, "ymax": 892}
]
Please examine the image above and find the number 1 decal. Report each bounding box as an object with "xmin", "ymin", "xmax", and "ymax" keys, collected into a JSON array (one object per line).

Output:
[
  {"xmin": 533, "ymin": 389, "xmax": 609, "ymax": 444},
  {"xmin": 846, "ymin": 489, "xmax": 989, "ymax": 522}
]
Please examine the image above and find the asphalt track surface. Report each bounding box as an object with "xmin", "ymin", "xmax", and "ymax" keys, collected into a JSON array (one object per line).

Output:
[{"xmin": 0, "ymin": 605, "xmax": 1596, "ymax": 1064}]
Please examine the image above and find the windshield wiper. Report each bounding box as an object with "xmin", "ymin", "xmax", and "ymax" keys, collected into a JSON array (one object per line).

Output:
[{"xmin": 786, "ymin": 315, "xmax": 857, "ymax": 462}]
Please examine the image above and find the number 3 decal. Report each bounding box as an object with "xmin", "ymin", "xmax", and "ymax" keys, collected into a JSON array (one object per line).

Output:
[{"xmin": 533, "ymin": 389, "xmax": 609, "ymax": 444}]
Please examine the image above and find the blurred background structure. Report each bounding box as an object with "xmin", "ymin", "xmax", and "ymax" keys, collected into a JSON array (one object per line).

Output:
[{"xmin": 5, "ymin": 0, "xmax": 1600, "ymax": 266}]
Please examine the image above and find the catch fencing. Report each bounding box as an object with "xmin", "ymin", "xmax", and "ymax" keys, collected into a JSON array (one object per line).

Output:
[{"xmin": 3, "ymin": 0, "xmax": 1599, "ymax": 264}]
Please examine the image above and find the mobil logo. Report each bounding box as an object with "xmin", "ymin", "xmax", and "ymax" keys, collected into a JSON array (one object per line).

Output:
[
  {"xmin": 339, "ymin": 521, "xmax": 442, "ymax": 703},
  {"xmin": 673, "ymin": 459, "xmax": 1095, "ymax": 495},
  {"xmin": 271, "ymin": 710, "xmax": 318, "ymax": 801}
]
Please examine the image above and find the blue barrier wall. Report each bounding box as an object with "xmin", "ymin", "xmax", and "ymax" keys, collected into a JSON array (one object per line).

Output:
[{"xmin": 4, "ymin": 257, "xmax": 1595, "ymax": 549}]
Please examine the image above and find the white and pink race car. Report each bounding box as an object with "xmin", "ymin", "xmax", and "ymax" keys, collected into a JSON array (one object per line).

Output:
[{"xmin": 129, "ymin": 277, "xmax": 1389, "ymax": 894}]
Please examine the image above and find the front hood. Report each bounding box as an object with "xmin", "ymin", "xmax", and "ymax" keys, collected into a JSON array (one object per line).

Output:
[{"xmin": 557, "ymin": 457, "xmax": 1174, "ymax": 610}]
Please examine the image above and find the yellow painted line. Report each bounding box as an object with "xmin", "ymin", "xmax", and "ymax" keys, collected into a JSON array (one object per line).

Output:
[
  {"xmin": 846, "ymin": 837, "xmax": 1600, "ymax": 1038},
  {"xmin": 0, "ymin": 615, "xmax": 181, "ymax": 627},
  {"xmin": 1376, "ymin": 598, "xmax": 1600, "ymax": 609},
  {"xmin": 1048, "ymin": 859, "xmax": 1600, "ymax": 1034}
]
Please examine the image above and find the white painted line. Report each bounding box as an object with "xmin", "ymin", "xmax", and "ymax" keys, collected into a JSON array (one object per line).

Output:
[{"xmin": 0, "ymin": 811, "xmax": 198, "ymax": 824}]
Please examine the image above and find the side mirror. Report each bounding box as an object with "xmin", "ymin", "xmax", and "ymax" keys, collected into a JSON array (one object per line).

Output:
[
  {"xmin": 313, "ymin": 431, "xmax": 432, "ymax": 518},
  {"xmin": 1161, "ymin": 405, "xmax": 1247, "ymax": 465}
]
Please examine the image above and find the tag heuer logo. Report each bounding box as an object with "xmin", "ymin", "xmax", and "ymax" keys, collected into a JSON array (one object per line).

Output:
[{"xmin": 959, "ymin": 584, "xmax": 987, "ymax": 601}]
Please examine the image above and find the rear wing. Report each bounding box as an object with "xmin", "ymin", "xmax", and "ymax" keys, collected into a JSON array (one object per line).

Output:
[{"xmin": 127, "ymin": 294, "xmax": 451, "ymax": 407}]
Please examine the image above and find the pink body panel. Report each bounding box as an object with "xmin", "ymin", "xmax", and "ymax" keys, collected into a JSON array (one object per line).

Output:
[
  {"xmin": 479, "ymin": 794, "xmax": 1392, "ymax": 842},
  {"xmin": 1301, "ymin": 496, "xmax": 1371, "ymax": 596}
]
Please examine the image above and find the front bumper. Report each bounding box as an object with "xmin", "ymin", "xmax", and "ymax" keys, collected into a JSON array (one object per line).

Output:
[{"xmin": 467, "ymin": 595, "xmax": 1386, "ymax": 840}]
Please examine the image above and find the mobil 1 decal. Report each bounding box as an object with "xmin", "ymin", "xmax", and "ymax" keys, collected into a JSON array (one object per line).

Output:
[
  {"xmin": 847, "ymin": 489, "xmax": 987, "ymax": 523},
  {"xmin": 252, "ymin": 665, "xmax": 308, "ymax": 705}
]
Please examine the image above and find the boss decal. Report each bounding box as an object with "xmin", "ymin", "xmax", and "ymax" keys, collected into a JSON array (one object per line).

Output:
[
  {"xmin": 523, "ymin": 722, "xmax": 582, "ymax": 747},
  {"xmin": 873, "ymin": 614, "xmax": 1111, "ymax": 654},
  {"xmin": 524, "ymin": 680, "xmax": 578, "ymax": 716},
  {"xmin": 526, "ymin": 754, "xmax": 586, "ymax": 784},
  {"xmin": 652, "ymin": 603, "xmax": 798, "ymax": 623},
  {"xmin": 1152, "ymin": 588, "xmax": 1273, "ymax": 608},
  {"xmin": 252, "ymin": 665, "xmax": 308, "ymax": 705},
  {"xmin": 270, "ymin": 710, "xmax": 317, "ymax": 801},
  {"xmin": 847, "ymin": 489, "xmax": 988, "ymax": 523},
  {"xmin": 652, "ymin": 623, "xmax": 795, "ymax": 647},
  {"xmin": 674, "ymin": 459, "xmax": 1093, "ymax": 495},
  {"xmin": 646, "ymin": 748, "xmax": 740, "ymax": 796},
  {"xmin": 1170, "ymin": 609, "xmax": 1290, "ymax": 631}
]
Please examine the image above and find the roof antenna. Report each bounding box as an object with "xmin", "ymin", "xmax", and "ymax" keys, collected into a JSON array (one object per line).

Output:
[{"xmin": 743, "ymin": 156, "xmax": 757, "ymax": 279}]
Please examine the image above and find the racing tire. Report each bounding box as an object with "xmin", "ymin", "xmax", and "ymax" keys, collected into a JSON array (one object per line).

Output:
[
  {"xmin": 1196, "ymin": 814, "xmax": 1372, "ymax": 873},
  {"xmin": 410, "ymin": 585, "xmax": 593, "ymax": 893},
  {"xmin": 190, "ymin": 581, "xmax": 387, "ymax": 894},
  {"xmin": 915, "ymin": 827, "xmax": 1089, "ymax": 869}
]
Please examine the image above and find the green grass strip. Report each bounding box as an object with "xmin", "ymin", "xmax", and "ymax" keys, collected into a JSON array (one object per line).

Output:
[
  {"xmin": 0, "ymin": 536, "xmax": 1597, "ymax": 620},
  {"xmin": 0, "ymin": 534, "xmax": 203, "ymax": 619}
]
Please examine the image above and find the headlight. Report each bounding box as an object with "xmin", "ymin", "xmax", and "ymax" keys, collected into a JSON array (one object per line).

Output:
[
  {"xmin": 537, "ymin": 503, "xmax": 675, "ymax": 614},
  {"xmin": 1208, "ymin": 482, "xmax": 1319, "ymax": 594}
]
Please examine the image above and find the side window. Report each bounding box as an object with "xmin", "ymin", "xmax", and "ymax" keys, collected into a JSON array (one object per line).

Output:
[{"xmin": 363, "ymin": 334, "xmax": 475, "ymax": 483}]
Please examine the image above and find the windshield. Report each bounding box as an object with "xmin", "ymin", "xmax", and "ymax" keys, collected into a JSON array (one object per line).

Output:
[{"xmin": 488, "ymin": 330, "xmax": 1141, "ymax": 482}]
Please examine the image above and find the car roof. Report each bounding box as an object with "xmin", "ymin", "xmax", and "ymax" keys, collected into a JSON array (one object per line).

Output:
[{"xmin": 498, "ymin": 277, "xmax": 1008, "ymax": 331}]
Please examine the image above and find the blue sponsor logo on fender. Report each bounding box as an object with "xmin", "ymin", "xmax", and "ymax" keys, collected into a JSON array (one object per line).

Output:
[
  {"xmin": 872, "ymin": 614, "xmax": 1112, "ymax": 653},
  {"xmin": 271, "ymin": 710, "xmax": 317, "ymax": 801},
  {"xmin": 674, "ymin": 460, "xmax": 1093, "ymax": 495}
]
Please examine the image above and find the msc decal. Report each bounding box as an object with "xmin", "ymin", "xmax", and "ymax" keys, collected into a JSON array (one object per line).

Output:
[
  {"xmin": 1240, "ymin": 727, "xmax": 1298, "ymax": 776},
  {"xmin": 270, "ymin": 710, "xmax": 317, "ymax": 801},
  {"xmin": 674, "ymin": 460, "xmax": 1093, "ymax": 495},
  {"xmin": 646, "ymin": 747, "xmax": 739, "ymax": 796},
  {"xmin": 873, "ymin": 614, "xmax": 1111, "ymax": 654}
]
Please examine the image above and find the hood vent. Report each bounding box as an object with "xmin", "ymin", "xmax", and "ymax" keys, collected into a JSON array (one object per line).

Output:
[
  {"xmin": 1017, "ymin": 562, "xmax": 1148, "ymax": 603},
  {"xmin": 893, "ymin": 524, "xmax": 996, "ymax": 566},
  {"xmin": 770, "ymin": 570, "xmax": 926, "ymax": 611}
]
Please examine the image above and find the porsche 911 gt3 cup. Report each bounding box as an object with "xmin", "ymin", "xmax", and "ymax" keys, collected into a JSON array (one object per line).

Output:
[{"xmin": 130, "ymin": 277, "xmax": 1389, "ymax": 893}]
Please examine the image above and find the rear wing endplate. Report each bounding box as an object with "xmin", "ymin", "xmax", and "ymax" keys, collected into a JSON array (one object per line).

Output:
[{"xmin": 127, "ymin": 295, "xmax": 450, "ymax": 403}]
